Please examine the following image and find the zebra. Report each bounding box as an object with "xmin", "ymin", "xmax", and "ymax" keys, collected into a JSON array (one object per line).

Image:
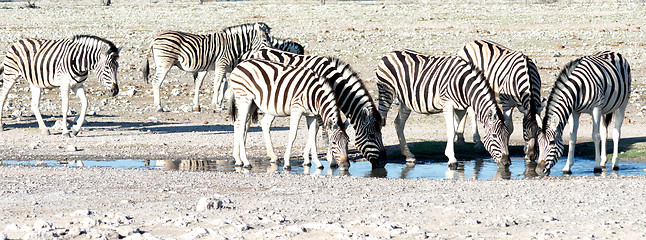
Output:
[
  {"xmin": 537, "ymin": 51, "xmax": 631, "ymax": 175},
  {"xmin": 251, "ymin": 47, "xmax": 388, "ymax": 168},
  {"xmin": 270, "ymin": 37, "xmax": 304, "ymax": 55},
  {"xmin": 457, "ymin": 40, "xmax": 543, "ymax": 162},
  {"xmin": 0, "ymin": 35, "xmax": 119, "ymax": 137},
  {"xmin": 141, "ymin": 22, "xmax": 271, "ymax": 112},
  {"xmin": 376, "ymin": 49, "xmax": 510, "ymax": 168},
  {"xmin": 228, "ymin": 58, "xmax": 350, "ymax": 170}
]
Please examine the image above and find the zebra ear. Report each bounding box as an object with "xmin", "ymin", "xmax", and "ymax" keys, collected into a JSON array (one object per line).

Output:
[
  {"xmin": 343, "ymin": 119, "xmax": 350, "ymax": 129},
  {"xmin": 117, "ymin": 47, "xmax": 122, "ymax": 53}
]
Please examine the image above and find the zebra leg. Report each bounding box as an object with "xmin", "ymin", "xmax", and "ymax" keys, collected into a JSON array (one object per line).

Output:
[
  {"xmin": 394, "ymin": 104, "xmax": 415, "ymax": 163},
  {"xmin": 283, "ymin": 112, "xmax": 303, "ymax": 170},
  {"xmin": 71, "ymin": 85, "xmax": 87, "ymax": 136},
  {"xmin": 443, "ymin": 106, "xmax": 459, "ymax": 169},
  {"xmin": 468, "ymin": 107, "xmax": 484, "ymax": 150},
  {"xmin": 232, "ymin": 100, "xmax": 252, "ymax": 168},
  {"xmin": 563, "ymin": 112, "xmax": 580, "ymax": 174},
  {"xmin": 59, "ymin": 83, "xmax": 71, "ymax": 137},
  {"xmin": 211, "ymin": 65, "xmax": 228, "ymax": 110},
  {"xmin": 305, "ymin": 116, "xmax": 323, "ymax": 169},
  {"xmin": 591, "ymin": 108, "xmax": 603, "ymax": 173},
  {"xmin": 260, "ymin": 115, "xmax": 278, "ymax": 163},
  {"xmin": 599, "ymin": 114, "xmax": 610, "ymax": 167},
  {"xmin": 29, "ymin": 85, "xmax": 49, "ymax": 135},
  {"xmin": 191, "ymin": 71, "xmax": 208, "ymax": 112},
  {"xmin": 0, "ymin": 76, "xmax": 17, "ymax": 131},
  {"xmin": 376, "ymin": 83, "xmax": 394, "ymax": 127},
  {"xmin": 152, "ymin": 66, "xmax": 170, "ymax": 112},
  {"xmin": 454, "ymin": 109, "xmax": 467, "ymax": 145},
  {"xmin": 610, "ymin": 104, "xmax": 627, "ymax": 171}
]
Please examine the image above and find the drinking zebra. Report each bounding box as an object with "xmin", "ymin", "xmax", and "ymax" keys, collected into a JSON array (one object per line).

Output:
[
  {"xmin": 376, "ymin": 49, "xmax": 510, "ymax": 168},
  {"xmin": 228, "ymin": 58, "xmax": 350, "ymax": 170},
  {"xmin": 141, "ymin": 22, "xmax": 271, "ymax": 112},
  {"xmin": 457, "ymin": 40, "xmax": 543, "ymax": 162},
  {"xmin": 537, "ymin": 51, "xmax": 631, "ymax": 174},
  {"xmin": 0, "ymin": 35, "xmax": 120, "ymax": 137},
  {"xmin": 251, "ymin": 48, "xmax": 387, "ymax": 168}
]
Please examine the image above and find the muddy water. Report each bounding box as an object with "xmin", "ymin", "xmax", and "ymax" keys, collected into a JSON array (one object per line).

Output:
[{"xmin": 3, "ymin": 158, "xmax": 646, "ymax": 180}]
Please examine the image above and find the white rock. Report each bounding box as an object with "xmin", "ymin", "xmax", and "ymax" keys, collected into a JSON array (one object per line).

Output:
[
  {"xmin": 66, "ymin": 145, "xmax": 78, "ymax": 152},
  {"xmin": 4, "ymin": 224, "xmax": 19, "ymax": 231},
  {"xmin": 11, "ymin": 110, "xmax": 21, "ymax": 118},
  {"xmin": 101, "ymin": 98, "xmax": 109, "ymax": 106},
  {"xmin": 171, "ymin": 89, "xmax": 181, "ymax": 96},
  {"xmin": 196, "ymin": 196, "xmax": 223, "ymax": 212},
  {"xmin": 87, "ymin": 111, "xmax": 96, "ymax": 116},
  {"xmin": 33, "ymin": 219, "xmax": 52, "ymax": 230},
  {"xmin": 180, "ymin": 105, "xmax": 193, "ymax": 113},
  {"xmin": 71, "ymin": 209, "xmax": 91, "ymax": 216},
  {"xmin": 28, "ymin": 141, "xmax": 41, "ymax": 150},
  {"xmin": 117, "ymin": 226, "xmax": 140, "ymax": 237},
  {"xmin": 286, "ymin": 225, "xmax": 306, "ymax": 233},
  {"xmin": 0, "ymin": 232, "xmax": 6, "ymax": 240}
]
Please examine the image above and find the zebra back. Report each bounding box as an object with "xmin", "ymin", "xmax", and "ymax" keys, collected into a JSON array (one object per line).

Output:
[
  {"xmin": 251, "ymin": 47, "xmax": 387, "ymax": 168},
  {"xmin": 376, "ymin": 49, "xmax": 510, "ymax": 163},
  {"xmin": 539, "ymin": 51, "xmax": 631, "ymax": 167}
]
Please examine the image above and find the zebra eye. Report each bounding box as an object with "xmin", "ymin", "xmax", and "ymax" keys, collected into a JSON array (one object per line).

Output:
[{"xmin": 549, "ymin": 140, "xmax": 555, "ymax": 145}]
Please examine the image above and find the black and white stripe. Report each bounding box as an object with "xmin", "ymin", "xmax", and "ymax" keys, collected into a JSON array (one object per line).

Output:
[
  {"xmin": 0, "ymin": 35, "xmax": 119, "ymax": 137},
  {"xmin": 457, "ymin": 40, "xmax": 543, "ymax": 161},
  {"xmin": 252, "ymin": 48, "xmax": 387, "ymax": 168},
  {"xmin": 228, "ymin": 58, "xmax": 350, "ymax": 170},
  {"xmin": 376, "ymin": 49, "xmax": 510, "ymax": 168},
  {"xmin": 537, "ymin": 51, "xmax": 631, "ymax": 174},
  {"xmin": 269, "ymin": 37, "xmax": 304, "ymax": 55},
  {"xmin": 141, "ymin": 22, "xmax": 271, "ymax": 112}
]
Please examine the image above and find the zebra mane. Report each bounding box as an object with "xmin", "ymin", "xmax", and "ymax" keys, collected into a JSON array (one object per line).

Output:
[
  {"xmin": 221, "ymin": 22, "xmax": 270, "ymax": 34},
  {"xmin": 323, "ymin": 56, "xmax": 383, "ymax": 125},
  {"xmin": 541, "ymin": 58, "xmax": 582, "ymax": 131},
  {"xmin": 463, "ymin": 58, "xmax": 506, "ymax": 122},
  {"xmin": 72, "ymin": 35, "xmax": 118, "ymax": 55}
]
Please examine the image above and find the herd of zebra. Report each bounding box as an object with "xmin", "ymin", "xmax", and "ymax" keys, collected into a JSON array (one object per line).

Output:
[{"xmin": 0, "ymin": 22, "xmax": 632, "ymax": 175}]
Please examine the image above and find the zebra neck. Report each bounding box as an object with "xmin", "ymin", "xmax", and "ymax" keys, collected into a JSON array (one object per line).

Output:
[
  {"xmin": 543, "ymin": 93, "xmax": 573, "ymax": 133},
  {"xmin": 465, "ymin": 78, "xmax": 499, "ymax": 123}
]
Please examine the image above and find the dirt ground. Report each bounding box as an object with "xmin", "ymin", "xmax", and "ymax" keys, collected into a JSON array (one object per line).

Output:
[{"xmin": 1, "ymin": 0, "xmax": 646, "ymax": 239}]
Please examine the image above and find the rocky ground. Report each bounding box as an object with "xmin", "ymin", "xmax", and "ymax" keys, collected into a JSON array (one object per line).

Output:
[{"xmin": 1, "ymin": 0, "xmax": 646, "ymax": 239}]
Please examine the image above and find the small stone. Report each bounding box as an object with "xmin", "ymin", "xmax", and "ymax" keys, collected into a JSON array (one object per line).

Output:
[
  {"xmin": 117, "ymin": 226, "xmax": 140, "ymax": 237},
  {"xmin": 67, "ymin": 227, "xmax": 83, "ymax": 237},
  {"xmin": 171, "ymin": 89, "xmax": 181, "ymax": 96},
  {"xmin": 624, "ymin": 118, "xmax": 631, "ymax": 124},
  {"xmin": 553, "ymin": 52, "xmax": 561, "ymax": 57},
  {"xmin": 180, "ymin": 105, "xmax": 192, "ymax": 113},
  {"xmin": 33, "ymin": 219, "xmax": 52, "ymax": 230},
  {"xmin": 555, "ymin": 44, "xmax": 565, "ymax": 49},
  {"xmin": 71, "ymin": 209, "xmax": 91, "ymax": 216},
  {"xmin": 286, "ymin": 225, "xmax": 306, "ymax": 233},
  {"xmin": 66, "ymin": 145, "xmax": 78, "ymax": 152},
  {"xmin": 196, "ymin": 196, "xmax": 223, "ymax": 212},
  {"xmin": 11, "ymin": 110, "xmax": 22, "ymax": 118},
  {"xmin": 88, "ymin": 111, "xmax": 96, "ymax": 116},
  {"xmin": 28, "ymin": 141, "xmax": 41, "ymax": 150},
  {"xmin": 101, "ymin": 99, "xmax": 109, "ymax": 105},
  {"xmin": 4, "ymin": 224, "xmax": 19, "ymax": 231}
]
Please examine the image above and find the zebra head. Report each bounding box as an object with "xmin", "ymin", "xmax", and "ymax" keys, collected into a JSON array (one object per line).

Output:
[
  {"xmin": 356, "ymin": 107, "xmax": 387, "ymax": 168},
  {"xmin": 480, "ymin": 107, "xmax": 511, "ymax": 167},
  {"xmin": 249, "ymin": 22, "xmax": 272, "ymax": 55},
  {"xmin": 537, "ymin": 120, "xmax": 565, "ymax": 175},
  {"xmin": 97, "ymin": 47, "xmax": 120, "ymax": 97},
  {"xmin": 326, "ymin": 117, "xmax": 350, "ymax": 171}
]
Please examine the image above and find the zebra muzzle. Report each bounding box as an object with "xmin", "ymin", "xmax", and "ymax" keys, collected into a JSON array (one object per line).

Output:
[{"xmin": 109, "ymin": 84, "xmax": 119, "ymax": 97}]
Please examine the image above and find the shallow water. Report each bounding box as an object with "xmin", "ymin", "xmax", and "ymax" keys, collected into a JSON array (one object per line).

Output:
[{"xmin": 3, "ymin": 157, "xmax": 646, "ymax": 180}]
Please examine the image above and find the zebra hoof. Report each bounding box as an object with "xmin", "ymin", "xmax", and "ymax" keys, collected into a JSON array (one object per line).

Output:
[
  {"xmin": 329, "ymin": 162, "xmax": 339, "ymax": 168},
  {"xmin": 234, "ymin": 161, "xmax": 243, "ymax": 167},
  {"xmin": 593, "ymin": 167, "xmax": 603, "ymax": 173},
  {"xmin": 41, "ymin": 129, "xmax": 51, "ymax": 136},
  {"xmin": 243, "ymin": 164, "xmax": 252, "ymax": 169},
  {"xmin": 448, "ymin": 162, "xmax": 458, "ymax": 170},
  {"xmin": 561, "ymin": 170, "xmax": 572, "ymax": 175},
  {"xmin": 612, "ymin": 166, "xmax": 619, "ymax": 171},
  {"xmin": 316, "ymin": 164, "xmax": 324, "ymax": 170},
  {"xmin": 193, "ymin": 106, "xmax": 201, "ymax": 112},
  {"xmin": 155, "ymin": 108, "xmax": 165, "ymax": 113},
  {"xmin": 71, "ymin": 130, "xmax": 80, "ymax": 137},
  {"xmin": 283, "ymin": 165, "xmax": 292, "ymax": 171},
  {"xmin": 303, "ymin": 162, "xmax": 312, "ymax": 167},
  {"xmin": 454, "ymin": 139, "xmax": 466, "ymax": 146},
  {"xmin": 62, "ymin": 132, "xmax": 71, "ymax": 138}
]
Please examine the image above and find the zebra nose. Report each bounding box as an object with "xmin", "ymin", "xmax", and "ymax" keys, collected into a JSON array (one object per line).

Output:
[
  {"xmin": 338, "ymin": 157, "xmax": 350, "ymax": 171},
  {"xmin": 498, "ymin": 154, "xmax": 511, "ymax": 167},
  {"xmin": 109, "ymin": 84, "xmax": 119, "ymax": 97}
]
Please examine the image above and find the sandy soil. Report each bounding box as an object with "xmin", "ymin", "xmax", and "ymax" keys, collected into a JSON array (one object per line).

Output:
[{"xmin": 1, "ymin": 0, "xmax": 646, "ymax": 239}]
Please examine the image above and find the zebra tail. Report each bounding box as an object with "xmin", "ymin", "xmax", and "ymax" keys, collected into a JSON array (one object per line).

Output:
[
  {"xmin": 229, "ymin": 97, "xmax": 237, "ymax": 122},
  {"xmin": 141, "ymin": 58, "xmax": 150, "ymax": 84},
  {"xmin": 604, "ymin": 113, "xmax": 613, "ymax": 127},
  {"xmin": 250, "ymin": 103, "xmax": 259, "ymax": 124},
  {"xmin": 0, "ymin": 64, "xmax": 3, "ymax": 85}
]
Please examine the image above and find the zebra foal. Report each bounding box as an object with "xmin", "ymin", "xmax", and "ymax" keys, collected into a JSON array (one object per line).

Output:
[
  {"xmin": 141, "ymin": 22, "xmax": 271, "ymax": 112},
  {"xmin": 229, "ymin": 58, "xmax": 350, "ymax": 170},
  {"xmin": 457, "ymin": 40, "xmax": 543, "ymax": 162},
  {"xmin": 251, "ymin": 48, "xmax": 387, "ymax": 168},
  {"xmin": 537, "ymin": 51, "xmax": 631, "ymax": 174},
  {"xmin": 0, "ymin": 35, "xmax": 119, "ymax": 137},
  {"xmin": 376, "ymin": 49, "xmax": 510, "ymax": 168}
]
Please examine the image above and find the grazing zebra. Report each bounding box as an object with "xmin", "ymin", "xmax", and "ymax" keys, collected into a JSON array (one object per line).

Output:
[
  {"xmin": 537, "ymin": 51, "xmax": 631, "ymax": 174},
  {"xmin": 228, "ymin": 58, "xmax": 350, "ymax": 170},
  {"xmin": 457, "ymin": 40, "xmax": 543, "ymax": 162},
  {"xmin": 141, "ymin": 22, "xmax": 271, "ymax": 112},
  {"xmin": 376, "ymin": 49, "xmax": 510, "ymax": 168},
  {"xmin": 251, "ymin": 48, "xmax": 388, "ymax": 168},
  {"xmin": 270, "ymin": 37, "xmax": 305, "ymax": 55},
  {"xmin": 0, "ymin": 35, "xmax": 119, "ymax": 137}
]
